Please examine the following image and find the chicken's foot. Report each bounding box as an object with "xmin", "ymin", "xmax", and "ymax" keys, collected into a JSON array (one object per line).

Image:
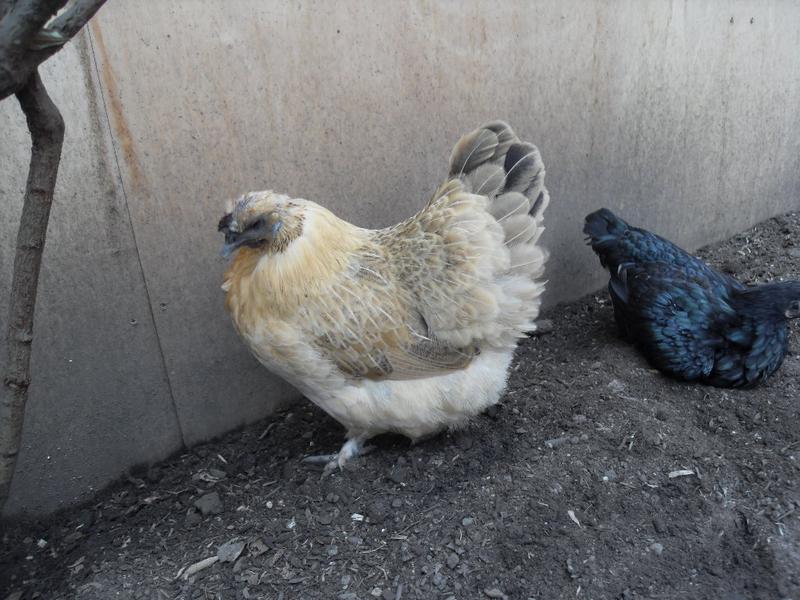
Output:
[{"xmin": 302, "ymin": 434, "xmax": 371, "ymax": 477}]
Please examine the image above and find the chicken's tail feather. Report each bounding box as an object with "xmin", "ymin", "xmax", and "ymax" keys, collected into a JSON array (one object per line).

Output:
[
  {"xmin": 447, "ymin": 121, "xmax": 550, "ymax": 339},
  {"xmin": 449, "ymin": 120, "xmax": 549, "ymax": 248}
]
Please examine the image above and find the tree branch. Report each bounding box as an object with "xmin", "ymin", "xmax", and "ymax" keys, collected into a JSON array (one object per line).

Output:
[
  {"xmin": 48, "ymin": 0, "xmax": 105, "ymax": 38},
  {"xmin": 0, "ymin": 0, "xmax": 107, "ymax": 101},
  {"xmin": 0, "ymin": 70, "xmax": 64, "ymax": 510}
]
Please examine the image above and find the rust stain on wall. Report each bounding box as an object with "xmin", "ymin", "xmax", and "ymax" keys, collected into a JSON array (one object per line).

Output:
[{"xmin": 90, "ymin": 20, "xmax": 145, "ymax": 190}]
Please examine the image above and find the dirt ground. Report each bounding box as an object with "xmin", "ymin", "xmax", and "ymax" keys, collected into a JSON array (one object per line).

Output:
[{"xmin": 2, "ymin": 213, "xmax": 800, "ymax": 600}]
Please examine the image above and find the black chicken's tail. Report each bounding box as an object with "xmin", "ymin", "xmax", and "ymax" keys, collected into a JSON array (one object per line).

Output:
[{"xmin": 583, "ymin": 208, "xmax": 631, "ymax": 269}]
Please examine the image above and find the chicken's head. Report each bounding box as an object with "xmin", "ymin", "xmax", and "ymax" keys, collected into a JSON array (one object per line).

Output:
[{"xmin": 218, "ymin": 191, "xmax": 305, "ymax": 257}]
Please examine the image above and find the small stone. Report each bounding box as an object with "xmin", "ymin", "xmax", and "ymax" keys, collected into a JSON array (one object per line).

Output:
[
  {"xmin": 545, "ymin": 436, "xmax": 570, "ymax": 449},
  {"xmin": 368, "ymin": 501, "xmax": 387, "ymax": 524},
  {"xmin": 184, "ymin": 508, "xmax": 202, "ymax": 527},
  {"xmin": 208, "ymin": 468, "xmax": 227, "ymax": 480},
  {"xmin": 602, "ymin": 469, "xmax": 617, "ymax": 482},
  {"xmin": 391, "ymin": 498, "xmax": 403, "ymax": 509},
  {"xmin": 400, "ymin": 543, "xmax": 413, "ymax": 562},
  {"xmin": 566, "ymin": 557, "xmax": 578, "ymax": 578},
  {"xmin": 572, "ymin": 414, "xmax": 587, "ymax": 424},
  {"xmin": 532, "ymin": 319, "xmax": 554, "ymax": 335},
  {"xmin": 370, "ymin": 588, "xmax": 383, "ymax": 598},
  {"xmin": 446, "ymin": 553, "xmax": 460, "ymax": 569},
  {"xmin": 484, "ymin": 589, "xmax": 508, "ymax": 600},
  {"xmin": 462, "ymin": 517, "xmax": 475, "ymax": 527},
  {"xmin": 650, "ymin": 542, "xmax": 664, "ymax": 555},
  {"xmin": 389, "ymin": 468, "xmax": 405, "ymax": 484},
  {"xmin": 485, "ymin": 405, "xmax": 500, "ymax": 419},
  {"xmin": 788, "ymin": 248, "xmax": 800, "ymax": 259},
  {"xmin": 608, "ymin": 379, "xmax": 626, "ymax": 394},
  {"xmin": 194, "ymin": 492, "xmax": 223, "ymax": 516},
  {"xmin": 248, "ymin": 538, "xmax": 268, "ymax": 557},
  {"xmin": 217, "ymin": 539, "xmax": 245, "ymax": 563},
  {"xmin": 432, "ymin": 572, "xmax": 447, "ymax": 589},
  {"xmin": 317, "ymin": 511, "xmax": 333, "ymax": 525},
  {"xmin": 327, "ymin": 544, "xmax": 339, "ymax": 557},
  {"xmin": 326, "ymin": 493, "xmax": 340, "ymax": 504},
  {"xmin": 589, "ymin": 361, "xmax": 602, "ymax": 370},
  {"xmin": 652, "ymin": 517, "xmax": 666, "ymax": 534}
]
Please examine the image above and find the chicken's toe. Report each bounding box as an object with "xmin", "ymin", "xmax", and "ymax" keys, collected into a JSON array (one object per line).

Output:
[{"xmin": 301, "ymin": 453, "xmax": 338, "ymax": 465}]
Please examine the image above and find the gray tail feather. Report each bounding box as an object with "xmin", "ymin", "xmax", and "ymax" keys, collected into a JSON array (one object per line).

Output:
[{"xmin": 449, "ymin": 121, "xmax": 549, "ymax": 246}]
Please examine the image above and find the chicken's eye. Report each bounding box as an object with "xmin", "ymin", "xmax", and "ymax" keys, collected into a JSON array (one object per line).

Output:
[{"xmin": 245, "ymin": 218, "xmax": 264, "ymax": 231}]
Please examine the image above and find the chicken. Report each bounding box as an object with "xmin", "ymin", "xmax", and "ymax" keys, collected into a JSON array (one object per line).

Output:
[
  {"xmin": 219, "ymin": 121, "xmax": 549, "ymax": 472},
  {"xmin": 584, "ymin": 208, "xmax": 800, "ymax": 387}
]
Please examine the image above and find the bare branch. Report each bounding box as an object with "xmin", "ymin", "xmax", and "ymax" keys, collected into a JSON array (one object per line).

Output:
[
  {"xmin": 0, "ymin": 70, "xmax": 65, "ymax": 510},
  {"xmin": 49, "ymin": 0, "xmax": 106, "ymax": 38},
  {"xmin": 0, "ymin": 0, "xmax": 108, "ymax": 100},
  {"xmin": 0, "ymin": 0, "xmax": 65, "ymax": 49}
]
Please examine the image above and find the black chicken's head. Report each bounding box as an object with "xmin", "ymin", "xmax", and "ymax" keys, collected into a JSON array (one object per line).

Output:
[
  {"xmin": 735, "ymin": 281, "xmax": 800, "ymax": 321},
  {"xmin": 765, "ymin": 282, "xmax": 800, "ymax": 319},
  {"xmin": 784, "ymin": 297, "xmax": 800, "ymax": 319},
  {"xmin": 771, "ymin": 281, "xmax": 800, "ymax": 319}
]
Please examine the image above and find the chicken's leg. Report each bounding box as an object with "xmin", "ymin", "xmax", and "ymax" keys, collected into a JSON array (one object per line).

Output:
[{"xmin": 302, "ymin": 434, "xmax": 370, "ymax": 476}]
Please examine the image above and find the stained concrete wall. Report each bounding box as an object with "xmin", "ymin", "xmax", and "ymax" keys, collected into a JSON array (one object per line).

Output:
[{"xmin": 2, "ymin": 0, "xmax": 799, "ymax": 516}]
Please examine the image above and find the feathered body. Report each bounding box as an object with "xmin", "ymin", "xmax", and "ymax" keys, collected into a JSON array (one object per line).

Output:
[
  {"xmin": 585, "ymin": 208, "xmax": 800, "ymax": 388},
  {"xmin": 221, "ymin": 122, "xmax": 549, "ymax": 466}
]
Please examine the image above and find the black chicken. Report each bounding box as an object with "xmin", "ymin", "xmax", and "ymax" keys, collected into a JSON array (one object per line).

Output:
[{"xmin": 584, "ymin": 208, "xmax": 800, "ymax": 387}]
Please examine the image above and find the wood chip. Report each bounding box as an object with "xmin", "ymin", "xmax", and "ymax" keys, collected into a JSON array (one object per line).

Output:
[
  {"xmin": 668, "ymin": 469, "xmax": 695, "ymax": 478},
  {"xmin": 178, "ymin": 555, "xmax": 219, "ymax": 580},
  {"xmin": 567, "ymin": 510, "xmax": 581, "ymax": 527},
  {"xmin": 259, "ymin": 423, "xmax": 276, "ymax": 440}
]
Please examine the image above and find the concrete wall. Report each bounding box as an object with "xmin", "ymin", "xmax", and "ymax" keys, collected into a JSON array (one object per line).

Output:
[{"xmin": 2, "ymin": 0, "xmax": 799, "ymax": 516}]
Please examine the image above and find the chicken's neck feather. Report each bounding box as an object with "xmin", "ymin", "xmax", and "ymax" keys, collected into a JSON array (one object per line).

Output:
[{"xmin": 224, "ymin": 204, "xmax": 369, "ymax": 322}]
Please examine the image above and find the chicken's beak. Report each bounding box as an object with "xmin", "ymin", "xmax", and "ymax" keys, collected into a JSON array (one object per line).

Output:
[
  {"xmin": 221, "ymin": 241, "xmax": 238, "ymax": 258},
  {"xmin": 218, "ymin": 213, "xmax": 282, "ymax": 258},
  {"xmin": 218, "ymin": 213, "xmax": 236, "ymax": 257},
  {"xmin": 221, "ymin": 227, "xmax": 255, "ymax": 257}
]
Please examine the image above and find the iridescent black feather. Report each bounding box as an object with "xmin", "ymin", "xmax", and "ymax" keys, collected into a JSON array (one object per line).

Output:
[{"xmin": 584, "ymin": 209, "xmax": 800, "ymax": 388}]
